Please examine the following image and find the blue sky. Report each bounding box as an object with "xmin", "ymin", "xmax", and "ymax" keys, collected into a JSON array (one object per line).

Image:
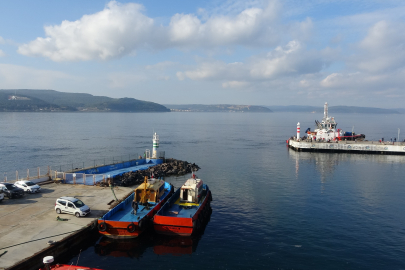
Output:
[{"xmin": 1, "ymin": 0, "xmax": 405, "ymax": 107}]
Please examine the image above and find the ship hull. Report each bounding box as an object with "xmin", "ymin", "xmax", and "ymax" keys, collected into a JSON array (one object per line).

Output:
[
  {"xmin": 154, "ymin": 187, "xmax": 212, "ymax": 236},
  {"xmin": 98, "ymin": 181, "xmax": 173, "ymax": 238}
]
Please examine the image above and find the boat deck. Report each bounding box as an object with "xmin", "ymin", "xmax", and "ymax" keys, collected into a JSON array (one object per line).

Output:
[
  {"xmin": 108, "ymin": 201, "xmax": 156, "ymax": 222},
  {"xmin": 158, "ymin": 187, "xmax": 208, "ymax": 219},
  {"xmin": 101, "ymin": 181, "xmax": 172, "ymax": 223}
]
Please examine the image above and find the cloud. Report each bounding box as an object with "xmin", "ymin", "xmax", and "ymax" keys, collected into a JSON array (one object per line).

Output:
[
  {"xmin": 145, "ymin": 61, "xmax": 176, "ymax": 70},
  {"xmin": 353, "ymin": 20, "xmax": 405, "ymax": 73},
  {"xmin": 0, "ymin": 64, "xmax": 71, "ymax": 88},
  {"xmin": 177, "ymin": 40, "xmax": 328, "ymax": 82},
  {"xmin": 0, "ymin": 36, "xmax": 5, "ymax": 44},
  {"xmin": 18, "ymin": 0, "xmax": 286, "ymax": 61},
  {"xmin": 0, "ymin": 49, "xmax": 5, "ymax": 57},
  {"xmin": 222, "ymin": 81, "xmax": 249, "ymax": 88},
  {"xmin": 18, "ymin": 1, "xmax": 155, "ymax": 61}
]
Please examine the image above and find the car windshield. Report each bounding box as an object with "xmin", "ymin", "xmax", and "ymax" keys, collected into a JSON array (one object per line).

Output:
[
  {"xmin": 7, "ymin": 184, "xmax": 18, "ymax": 190},
  {"xmin": 73, "ymin": 200, "xmax": 85, "ymax": 208},
  {"xmin": 26, "ymin": 181, "xmax": 35, "ymax": 186}
]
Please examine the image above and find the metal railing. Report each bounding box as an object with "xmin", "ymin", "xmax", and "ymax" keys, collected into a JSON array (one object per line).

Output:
[{"xmin": 2, "ymin": 151, "xmax": 165, "ymax": 183}]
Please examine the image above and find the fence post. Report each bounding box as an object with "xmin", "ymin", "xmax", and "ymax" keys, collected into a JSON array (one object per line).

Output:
[
  {"xmin": 5, "ymin": 175, "xmax": 7, "ymax": 182},
  {"xmin": 16, "ymin": 171, "xmax": 18, "ymax": 181},
  {"xmin": 83, "ymin": 173, "xmax": 86, "ymax": 184},
  {"xmin": 103, "ymin": 175, "xmax": 105, "ymax": 183},
  {"xmin": 47, "ymin": 166, "xmax": 50, "ymax": 176},
  {"xmin": 27, "ymin": 169, "xmax": 29, "ymax": 180},
  {"xmin": 93, "ymin": 175, "xmax": 96, "ymax": 185},
  {"xmin": 73, "ymin": 173, "xmax": 76, "ymax": 185},
  {"xmin": 38, "ymin": 167, "xmax": 40, "ymax": 179}
]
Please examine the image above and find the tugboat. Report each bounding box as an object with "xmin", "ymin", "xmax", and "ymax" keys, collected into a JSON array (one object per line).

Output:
[
  {"xmin": 304, "ymin": 102, "xmax": 365, "ymax": 142},
  {"xmin": 97, "ymin": 176, "xmax": 173, "ymax": 238},
  {"xmin": 153, "ymin": 172, "xmax": 212, "ymax": 236}
]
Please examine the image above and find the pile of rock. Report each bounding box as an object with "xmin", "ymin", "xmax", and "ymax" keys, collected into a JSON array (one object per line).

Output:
[{"xmin": 97, "ymin": 158, "xmax": 200, "ymax": 187}]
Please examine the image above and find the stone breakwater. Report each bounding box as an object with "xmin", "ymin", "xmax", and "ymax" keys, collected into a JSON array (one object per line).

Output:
[{"xmin": 98, "ymin": 158, "xmax": 200, "ymax": 187}]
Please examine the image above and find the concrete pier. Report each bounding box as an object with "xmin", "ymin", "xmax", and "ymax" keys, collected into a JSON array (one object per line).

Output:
[
  {"xmin": 288, "ymin": 139, "xmax": 405, "ymax": 155},
  {"xmin": 0, "ymin": 182, "xmax": 133, "ymax": 270}
]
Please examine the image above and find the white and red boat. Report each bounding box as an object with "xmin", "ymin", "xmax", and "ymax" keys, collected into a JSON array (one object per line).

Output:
[{"xmin": 153, "ymin": 173, "xmax": 212, "ymax": 236}]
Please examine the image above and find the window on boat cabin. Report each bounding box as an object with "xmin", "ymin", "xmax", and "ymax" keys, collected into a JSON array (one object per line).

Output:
[
  {"xmin": 182, "ymin": 189, "xmax": 188, "ymax": 201},
  {"xmin": 57, "ymin": 200, "xmax": 66, "ymax": 206},
  {"xmin": 68, "ymin": 202, "xmax": 75, "ymax": 208}
]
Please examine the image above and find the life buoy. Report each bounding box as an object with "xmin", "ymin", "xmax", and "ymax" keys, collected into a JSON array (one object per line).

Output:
[
  {"xmin": 98, "ymin": 222, "xmax": 107, "ymax": 232},
  {"xmin": 127, "ymin": 223, "xmax": 136, "ymax": 233}
]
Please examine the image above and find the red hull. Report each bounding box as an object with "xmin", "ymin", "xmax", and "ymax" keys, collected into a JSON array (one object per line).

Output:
[
  {"xmin": 154, "ymin": 191, "xmax": 211, "ymax": 236},
  {"xmin": 40, "ymin": 265, "xmax": 103, "ymax": 270}
]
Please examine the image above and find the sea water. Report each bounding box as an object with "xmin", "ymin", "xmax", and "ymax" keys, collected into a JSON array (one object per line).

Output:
[{"xmin": 1, "ymin": 112, "xmax": 405, "ymax": 269}]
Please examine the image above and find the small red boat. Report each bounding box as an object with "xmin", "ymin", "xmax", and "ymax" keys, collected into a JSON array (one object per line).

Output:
[
  {"xmin": 40, "ymin": 256, "xmax": 103, "ymax": 270},
  {"xmin": 98, "ymin": 176, "xmax": 173, "ymax": 238},
  {"xmin": 153, "ymin": 173, "xmax": 212, "ymax": 236}
]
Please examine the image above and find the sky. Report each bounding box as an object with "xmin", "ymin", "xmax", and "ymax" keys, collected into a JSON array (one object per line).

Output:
[{"xmin": 0, "ymin": 0, "xmax": 405, "ymax": 108}]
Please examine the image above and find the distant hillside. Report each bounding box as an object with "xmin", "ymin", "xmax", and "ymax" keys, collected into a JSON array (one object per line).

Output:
[
  {"xmin": 165, "ymin": 104, "xmax": 272, "ymax": 112},
  {"xmin": 266, "ymin": 105, "xmax": 401, "ymax": 114},
  {"xmin": 0, "ymin": 89, "xmax": 170, "ymax": 112}
]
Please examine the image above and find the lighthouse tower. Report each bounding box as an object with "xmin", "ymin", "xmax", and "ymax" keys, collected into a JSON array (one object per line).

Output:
[
  {"xmin": 152, "ymin": 132, "xmax": 159, "ymax": 159},
  {"xmin": 297, "ymin": 122, "xmax": 300, "ymax": 141}
]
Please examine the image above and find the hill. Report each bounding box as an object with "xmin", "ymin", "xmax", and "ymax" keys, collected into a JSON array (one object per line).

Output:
[
  {"xmin": 0, "ymin": 89, "xmax": 170, "ymax": 112},
  {"xmin": 266, "ymin": 105, "xmax": 401, "ymax": 114},
  {"xmin": 165, "ymin": 104, "xmax": 272, "ymax": 112}
]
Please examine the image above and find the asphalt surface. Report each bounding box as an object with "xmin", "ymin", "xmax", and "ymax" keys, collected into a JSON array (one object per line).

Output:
[{"xmin": 0, "ymin": 182, "xmax": 133, "ymax": 269}]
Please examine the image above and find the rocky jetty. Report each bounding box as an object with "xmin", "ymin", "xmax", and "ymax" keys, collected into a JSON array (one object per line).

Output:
[{"xmin": 98, "ymin": 158, "xmax": 200, "ymax": 187}]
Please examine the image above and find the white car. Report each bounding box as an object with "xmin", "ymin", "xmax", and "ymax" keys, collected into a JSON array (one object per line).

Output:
[
  {"xmin": 0, "ymin": 192, "xmax": 4, "ymax": 202},
  {"xmin": 14, "ymin": 180, "xmax": 41, "ymax": 193},
  {"xmin": 55, "ymin": 197, "xmax": 91, "ymax": 218}
]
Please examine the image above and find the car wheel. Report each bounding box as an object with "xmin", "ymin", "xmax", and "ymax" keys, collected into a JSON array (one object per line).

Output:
[
  {"xmin": 75, "ymin": 212, "xmax": 81, "ymax": 218},
  {"xmin": 56, "ymin": 208, "xmax": 61, "ymax": 214}
]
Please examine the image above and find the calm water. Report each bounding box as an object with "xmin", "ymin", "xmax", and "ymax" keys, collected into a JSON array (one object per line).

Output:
[{"xmin": 1, "ymin": 112, "xmax": 405, "ymax": 269}]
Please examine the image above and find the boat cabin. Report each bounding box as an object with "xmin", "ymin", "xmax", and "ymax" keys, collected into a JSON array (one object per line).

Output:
[
  {"xmin": 134, "ymin": 178, "xmax": 165, "ymax": 204},
  {"xmin": 180, "ymin": 178, "xmax": 203, "ymax": 204}
]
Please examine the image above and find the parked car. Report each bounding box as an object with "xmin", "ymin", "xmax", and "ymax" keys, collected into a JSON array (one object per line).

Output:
[
  {"xmin": 0, "ymin": 191, "xmax": 4, "ymax": 202},
  {"xmin": 14, "ymin": 180, "xmax": 41, "ymax": 193},
  {"xmin": 55, "ymin": 197, "xmax": 91, "ymax": 218},
  {"xmin": 0, "ymin": 183, "xmax": 25, "ymax": 198}
]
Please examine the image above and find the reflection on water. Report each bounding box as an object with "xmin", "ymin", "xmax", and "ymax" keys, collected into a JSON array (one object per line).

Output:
[
  {"xmin": 94, "ymin": 210, "xmax": 211, "ymax": 258},
  {"xmin": 288, "ymin": 148, "xmax": 405, "ymax": 183}
]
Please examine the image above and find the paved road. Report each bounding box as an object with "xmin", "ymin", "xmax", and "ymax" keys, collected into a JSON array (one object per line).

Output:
[{"xmin": 0, "ymin": 182, "xmax": 134, "ymax": 269}]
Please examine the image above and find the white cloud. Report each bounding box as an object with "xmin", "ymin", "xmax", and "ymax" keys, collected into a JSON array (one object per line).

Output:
[
  {"xmin": 0, "ymin": 49, "xmax": 5, "ymax": 57},
  {"xmin": 353, "ymin": 20, "xmax": 405, "ymax": 73},
  {"xmin": 222, "ymin": 81, "xmax": 249, "ymax": 88},
  {"xmin": 178, "ymin": 40, "xmax": 328, "ymax": 82},
  {"xmin": 18, "ymin": 0, "xmax": 286, "ymax": 61},
  {"xmin": 18, "ymin": 1, "xmax": 155, "ymax": 61},
  {"xmin": 0, "ymin": 36, "xmax": 5, "ymax": 44}
]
